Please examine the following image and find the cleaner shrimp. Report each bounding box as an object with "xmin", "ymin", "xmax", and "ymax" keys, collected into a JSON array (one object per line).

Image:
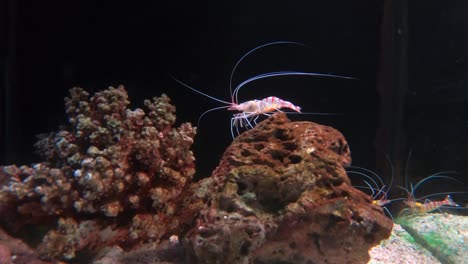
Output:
[
  {"xmin": 347, "ymin": 154, "xmax": 466, "ymax": 219},
  {"xmin": 393, "ymin": 150, "xmax": 468, "ymax": 216},
  {"xmin": 172, "ymin": 41, "xmax": 355, "ymax": 138},
  {"xmin": 348, "ymin": 166, "xmax": 393, "ymax": 207},
  {"xmin": 348, "ymin": 167, "xmax": 465, "ymax": 219},
  {"xmin": 396, "ymin": 171, "xmax": 464, "ymax": 216},
  {"xmin": 347, "ymin": 158, "xmax": 395, "ymax": 218}
]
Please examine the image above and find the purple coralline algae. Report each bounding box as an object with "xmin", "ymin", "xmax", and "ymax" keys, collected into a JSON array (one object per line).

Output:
[{"xmin": 0, "ymin": 86, "xmax": 196, "ymax": 260}]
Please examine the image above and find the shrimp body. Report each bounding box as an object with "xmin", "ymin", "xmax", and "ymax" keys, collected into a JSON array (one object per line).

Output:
[
  {"xmin": 404, "ymin": 195, "xmax": 459, "ymax": 214},
  {"xmin": 373, "ymin": 199, "xmax": 392, "ymax": 207},
  {"xmin": 259, "ymin": 96, "xmax": 302, "ymax": 113},
  {"xmin": 229, "ymin": 96, "xmax": 301, "ymax": 114},
  {"xmin": 228, "ymin": 96, "xmax": 302, "ymax": 134},
  {"xmin": 172, "ymin": 41, "xmax": 354, "ymax": 138}
]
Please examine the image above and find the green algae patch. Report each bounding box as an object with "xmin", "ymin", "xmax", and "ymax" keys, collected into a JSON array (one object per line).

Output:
[
  {"xmin": 397, "ymin": 214, "xmax": 467, "ymax": 264},
  {"xmin": 369, "ymin": 224, "xmax": 440, "ymax": 264},
  {"xmin": 420, "ymin": 231, "xmax": 453, "ymax": 258},
  {"xmin": 398, "ymin": 229, "xmax": 416, "ymax": 244}
]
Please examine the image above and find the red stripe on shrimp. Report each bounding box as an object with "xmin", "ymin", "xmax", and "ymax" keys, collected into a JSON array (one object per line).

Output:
[{"xmin": 416, "ymin": 195, "xmax": 459, "ymax": 213}]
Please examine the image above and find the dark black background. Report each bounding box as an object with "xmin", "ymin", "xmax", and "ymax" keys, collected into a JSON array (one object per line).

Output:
[{"xmin": 2, "ymin": 1, "xmax": 467, "ymax": 202}]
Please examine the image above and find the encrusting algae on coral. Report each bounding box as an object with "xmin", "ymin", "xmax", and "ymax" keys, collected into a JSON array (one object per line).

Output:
[{"xmin": 0, "ymin": 86, "xmax": 197, "ymax": 260}]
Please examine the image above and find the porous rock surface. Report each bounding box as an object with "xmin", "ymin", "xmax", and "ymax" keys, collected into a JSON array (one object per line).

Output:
[{"xmin": 183, "ymin": 113, "xmax": 393, "ymax": 264}]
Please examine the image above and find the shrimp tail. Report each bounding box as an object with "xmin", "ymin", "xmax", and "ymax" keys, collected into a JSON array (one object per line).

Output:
[{"xmin": 445, "ymin": 195, "xmax": 459, "ymax": 207}]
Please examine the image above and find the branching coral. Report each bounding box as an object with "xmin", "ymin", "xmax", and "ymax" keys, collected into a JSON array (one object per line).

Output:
[{"xmin": 0, "ymin": 86, "xmax": 196, "ymax": 259}]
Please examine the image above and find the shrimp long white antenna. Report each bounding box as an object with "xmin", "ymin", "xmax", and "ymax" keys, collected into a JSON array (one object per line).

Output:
[
  {"xmin": 348, "ymin": 171, "xmax": 381, "ymax": 197},
  {"xmin": 347, "ymin": 153, "xmax": 394, "ymax": 202},
  {"xmin": 384, "ymin": 153, "xmax": 395, "ymax": 197},
  {"xmin": 280, "ymin": 111, "xmax": 342, "ymax": 116},
  {"xmin": 348, "ymin": 166, "xmax": 386, "ymax": 190},
  {"xmin": 396, "ymin": 171, "xmax": 460, "ymax": 200},
  {"xmin": 347, "ymin": 165, "xmax": 397, "ymax": 219},
  {"xmin": 232, "ymin": 71, "xmax": 356, "ymax": 104},
  {"xmin": 418, "ymin": 191, "xmax": 467, "ymax": 202},
  {"xmin": 229, "ymin": 41, "xmax": 306, "ymax": 102},
  {"xmin": 197, "ymin": 105, "xmax": 231, "ymax": 128},
  {"xmin": 410, "ymin": 171, "xmax": 460, "ymax": 196},
  {"xmin": 170, "ymin": 75, "xmax": 231, "ymax": 105},
  {"xmin": 404, "ymin": 149, "xmax": 412, "ymax": 193},
  {"xmin": 170, "ymin": 76, "xmax": 233, "ymax": 132}
]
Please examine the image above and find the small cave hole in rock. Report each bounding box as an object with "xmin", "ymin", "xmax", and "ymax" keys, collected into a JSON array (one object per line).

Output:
[
  {"xmin": 351, "ymin": 213, "xmax": 364, "ymax": 222},
  {"xmin": 282, "ymin": 141, "xmax": 297, "ymax": 151},
  {"xmin": 225, "ymin": 203, "xmax": 235, "ymax": 213},
  {"xmin": 245, "ymin": 228, "xmax": 254, "ymax": 237},
  {"xmin": 308, "ymin": 232, "xmax": 321, "ymax": 247},
  {"xmin": 328, "ymin": 214, "xmax": 345, "ymax": 226},
  {"xmin": 252, "ymin": 181, "xmax": 258, "ymax": 189},
  {"xmin": 329, "ymin": 139, "xmax": 349, "ymax": 155},
  {"xmin": 340, "ymin": 142, "xmax": 350, "ymax": 155},
  {"xmin": 259, "ymin": 197, "xmax": 285, "ymax": 213},
  {"xmin": 240, "ymin": 241, "xmax": 252, "ymax": 255},
  {"xmin": 254, "ymin": 143, "xmax": 265, "ymax": 151},
  {"xmin": 112, "ymin": 135, "xmax": 120, "ymax": 143},
  {"xmin": 220, "ymin": 199, "xmax": 236, "ymax": 213},
  {"xmin": 241, "ymin": 149, "xmax": 252, "ymax": 157},
  {"xmin": 252, "ymin": 134, "xmax": 269, "ymax": 142},
  {"xmin": 341, "ymin": 190, "xmax": 350, "ymax": 198},
  {"xmin": 33, "ymin": 178, "xmax": 49, "ymax": 186},
  {"xmin": 288, "ymin": 154, "xmax": 302, "ymax": 164},
  {"xmin": 273, "ymin": 128, "xmax": 290, "ymax": 141},
  {"xmin": 237, "ymin": 181, "xmax": 247, "ymax": 195},
  {"xmin": 269, "ymin": 150, "xmax": 286, "ymax": 161}
]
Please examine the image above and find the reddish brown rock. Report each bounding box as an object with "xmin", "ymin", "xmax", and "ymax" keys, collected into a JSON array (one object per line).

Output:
[
  {"xmin": 0, "ymin": 227, "xmax": 59, "ymax": 264},
  {"xmin": 184, "ymin": 113, "xmax": 393, "ymax": 264},
  {"xmin": 0, "ymin": 243, "xmax": 11, "ymax": 264}
]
